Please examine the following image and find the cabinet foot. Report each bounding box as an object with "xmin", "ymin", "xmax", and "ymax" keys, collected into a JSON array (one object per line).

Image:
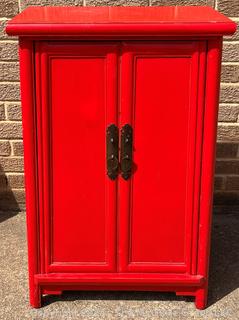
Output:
[
  {"xmin": 195, "ymin": 287, "xmax": 208, "ymax": 310},
  {"xmin": 30, "ymin": 285, "xmax": 41, "ymax": 308}
]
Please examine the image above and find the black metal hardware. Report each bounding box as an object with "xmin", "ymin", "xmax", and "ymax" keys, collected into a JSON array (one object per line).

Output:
[
  {"xmin": 106, "ymin": 124, "xmax": 119, "ymax": 180},
  {"xmin": 121, "ymin": 124, "xmax": 133, "ymax": 180}
]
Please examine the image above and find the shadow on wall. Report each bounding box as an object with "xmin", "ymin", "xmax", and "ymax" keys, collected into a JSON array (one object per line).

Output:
[{"xmin": 0, "ymin": 164, "xmax": 21, "ymax": 222}]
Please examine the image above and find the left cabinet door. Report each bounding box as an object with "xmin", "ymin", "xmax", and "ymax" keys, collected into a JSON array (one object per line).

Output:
[{"xmin": 35, "ymin": 42, "xmax": 119, "ymax": 273}]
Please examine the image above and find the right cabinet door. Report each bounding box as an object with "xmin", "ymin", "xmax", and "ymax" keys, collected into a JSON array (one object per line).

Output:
[{"xmin": 118, "ymin": 41, "xmax": 206, "ymax": 273}]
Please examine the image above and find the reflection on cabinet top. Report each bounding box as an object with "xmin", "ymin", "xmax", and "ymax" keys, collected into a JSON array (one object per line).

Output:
[{"xmin": 6, "ymin": 6, "xmax": 236, "ymax": 37}]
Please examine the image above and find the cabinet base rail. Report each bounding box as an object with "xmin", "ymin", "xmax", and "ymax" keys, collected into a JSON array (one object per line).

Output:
[
  {"xmin": 35, "ymin": 273, "xmax": 204, "ymax": 286},
  {"xmin": 31, "ymin": 273, "xmax": 207, "ymax": 310}
]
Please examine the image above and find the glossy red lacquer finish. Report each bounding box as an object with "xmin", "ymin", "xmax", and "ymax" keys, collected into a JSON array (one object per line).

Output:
[
  {"xmin": 7, "ymin": 6, "xmax": 235, "ymax": 310},
  {"xmin": 6, "ymin": 6, "xmax": 236, "ymax": 36},
  {"xmin": 118, "ymin": 41, "xmax": 206, "ymax": 274},
  {"xmin": 35, "ymin": 42, "xmax": 119, "ymax": 273}
]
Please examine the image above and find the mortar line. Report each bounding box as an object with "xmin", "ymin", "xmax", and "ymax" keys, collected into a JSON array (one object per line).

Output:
[
  {"xmin": 2, "ymin": 139, "xmax": 23, "ymax": 142},
  {"xmin": 215, "ymin": 158, "xmax": 239, "ymax": 161},
  {"xmin": 3, "ymin": 103, "xmax": 7, "ymax": 120},
  {"xmin": 222, "ymin": 62, "xmax": 239, "ymax": 65},
  {"xmin": 0, "ymin": 60, "xmax": 19, "ymax": 63},
  {"xmin": 218, "ymin": 122, "xmax": 239, "ymax": 125},
  {"xmin": 0, "ymin": 40, "xmax": 18, "ymax": 43},
  {"xmin": 223, "ymin": 40, "xmax": 239, "ymax": 44},
  {"xmin": 215, "ymin": 174, "xmax": 239, "ymax": 177},
  {"xmin": 0, "ymin": 101, "xmax": 21, "ymax": 103},
  {"xmin": 220, "ymin": 83, "xmax": 239, "ymax": 86},
  {"xmin": 215, "ymin": 0, "xmax": 218, "ymax": 10},
  {"xmin": 217, "ymin": 140, "xmax": 239, "ymax": 143},
  {"xmin": 219, "ymin": 103, "xmax": 239, "ymax": 106},
  {"xmin": 18, "ymin": 0, "xmax": 21, "ymax": 12},
  {"xmin": 0, "ymin": 81, "xmax": 20, "ymax": 84},
  {"xmin": 0, "ymin": 155, "xmax": 23, "ymax": 158},
  {"xmin": 2, "ymin": 172, "xmax": 24, "ymax": 175},
  {"xmin": 0, "ymin": 120, "xmax": 22, "ymax": 123},
  {"xmin": 9, "ymin": 140, "xmax": 13, "ymax": 156},
  {"xmin": 0, "ymin": 61, "xmax": 19, "ymax": 64}
]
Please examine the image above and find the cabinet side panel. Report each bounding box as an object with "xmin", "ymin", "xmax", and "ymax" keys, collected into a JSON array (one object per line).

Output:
[
  {"xmin": 197, "ymin": 38, "xmax": 223, "ymax": 281},
  {"xmin": 19, "ymin": 39, "xmax": 40, "ymax": 306}
]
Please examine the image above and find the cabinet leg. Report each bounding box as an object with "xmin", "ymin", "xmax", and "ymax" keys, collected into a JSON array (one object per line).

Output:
[
  {"xmin": 30, "ymin": 284, "xmax": 41, "ymax": 308},
  {"xmin": 195, "ymin": 287, "xmax": 208, "ymax": 310}
]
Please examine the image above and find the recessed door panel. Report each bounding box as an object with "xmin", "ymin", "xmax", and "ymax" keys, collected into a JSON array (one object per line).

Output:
[
  {"xmin": 119, "ymin": 42, "xmax": 206, "ymax": 273},
  {"xmin": 36, "ymin": 42, "xmax": 119, "ymax": 272}
]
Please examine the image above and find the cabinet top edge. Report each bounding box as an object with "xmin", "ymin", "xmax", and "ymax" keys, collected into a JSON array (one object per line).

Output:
[{"xmin": 6, "ymin": 6, "xmax": 236, "ymax": 37}]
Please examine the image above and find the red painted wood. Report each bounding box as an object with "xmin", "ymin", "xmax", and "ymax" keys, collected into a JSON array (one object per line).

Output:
[
  {"xmin": 41, "ymin": 285, "xmax": 200, "ymax": 293},
  {"xmin": 7, "ymin": 6, "xmax": 234, "ymax": 24},
  {"xmin": 35, "ymin": 273, "xmax": 204, "ymax": 286},
  {"xmin": 18, "ymin": 39, "xmax": 41, "ymax": 308},
  {"xmin": 6, "ymin": 7, "xmax": 236, "ymax": 37},
  {"xmin": 191, "ymin": 42, "xmax": 207, "ymax": 276},
  {"xmin": 8, "ymin": 5, "xmax": 235, "ymax": 310},
  {"xmin": 196, "ymin": 38, "xmax": 223, "ymax": 310},
  {"xmin": 35, "ymin": 42, "xmax": 119, "ymax": 273},
  {"xmin": 118, "ymin": 41, "xmax": 206, "ymax": 273},
  {"xmin": 42, "ymin": 289, "xmax": 62, "ymax": 295}
]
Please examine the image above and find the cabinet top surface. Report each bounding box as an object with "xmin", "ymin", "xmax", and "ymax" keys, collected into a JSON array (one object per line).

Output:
[{"xmin": 6, "ymin": 6, "xmax": 236, "ymax": 37}]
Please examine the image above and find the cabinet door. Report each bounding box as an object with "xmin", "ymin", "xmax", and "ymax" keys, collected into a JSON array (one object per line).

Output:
[
  {"xmin": 118, "ymin": 41, "xmax": 206, "ymax": 273},
  {"xmin": 35, "ymin": 42, "xmax": 119, "ymax": 273}
]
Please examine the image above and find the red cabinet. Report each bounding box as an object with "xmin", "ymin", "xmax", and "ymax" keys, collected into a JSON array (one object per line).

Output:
[{"xmin": 6, "ymin": 6, "xmax": 236, "ymax": 310}]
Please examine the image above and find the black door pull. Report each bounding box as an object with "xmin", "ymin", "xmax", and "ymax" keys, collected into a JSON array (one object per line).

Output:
[
  {"xmin": 106, "ymin": 124, "xmax": 119, "ymax": 180},
  {"xmin": 121, "ymin": 124, "xmax": 133, "ymax": 180}
]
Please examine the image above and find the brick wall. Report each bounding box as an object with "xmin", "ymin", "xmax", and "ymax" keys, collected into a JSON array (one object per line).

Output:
[{"xmin": 0, "ymin": 0, "xmax": 238, "ymax": 212}]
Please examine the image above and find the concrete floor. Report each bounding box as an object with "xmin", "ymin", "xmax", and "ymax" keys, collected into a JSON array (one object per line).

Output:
[{"xmin": 0, "ymin": 211, "xmax": 238, "ymax": 320}]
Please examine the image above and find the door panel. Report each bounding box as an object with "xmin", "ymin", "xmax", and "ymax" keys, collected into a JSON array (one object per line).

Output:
[
  {"xmin": 36, "ymin": 42, "xmax": 119, "ymax": 272},
  {"xmin": 119, "ymin": 42, "xmax": 206, "ymax": 273}
]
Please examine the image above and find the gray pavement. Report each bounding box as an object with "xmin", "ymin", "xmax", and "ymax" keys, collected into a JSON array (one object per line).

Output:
[{"xmin": 0, "ymin": 211, "xmax": 238, "ymax": 320}]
